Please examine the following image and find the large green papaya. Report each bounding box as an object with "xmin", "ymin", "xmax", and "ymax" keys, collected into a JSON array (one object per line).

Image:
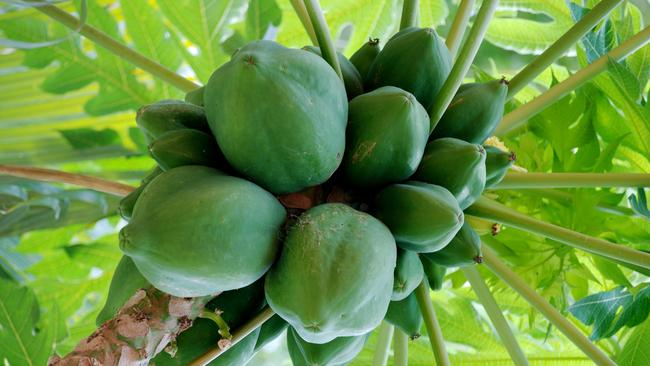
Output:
[
  {"xmin": 303, "ymin": 45, "xmax": 363, "ymax": 100},
  {"xmin": 392, "ymin": 248, "xmax": 424, "ymax": 301},
  {"xmin": 484, "ymin": 145, "xmax": 516, "ymax": 187},
  {"xmin": 265, "ymin": 203, "xmax": 396, "ymax": 343},
  {"xmin": 374, "ymin": 182, "xmax": 463, "ymax": 253},
  {"xmin": 118, "ymin": 166, "xmax": 162, "ymax": 220},
  {"xmin": 349, "ymin": 38, "xmax": 380, "ymax": 83},
  {"xmin": 366, "ymin": 27, "xmax": 451, "ymax": 111},
  {"xmin": 254, "ymin": 314, "xmax": 289, "ymax": 352},
  {"xmin": 204, "ymin": 40, "xmax": 348, "ymax": 194},
  {"xmin": 420, "ymin": 255, "xmax": 446, "ymax": 290},
  {"xmin": 341, "ymin": 86, "xmax": 429, "ymax": 187},
  {"xmin": 120, "ymin": 166, "xmax": 286, "ymax": 297},
  {"xmin": 148, "ymin": 129, "xmax": 228, "ymax": 171},
  {"xmin": 431, "ymin": 79, "xmax": 508, "ymax": 143},
  {"xmin": 384, "ymin": 291, "xmax": 422, "ymax": 339},
  {"xmin": 422, "ymin": 222, "xmax": 482, "ymax": 267},
  {"xmin": 287, "ymin": 327, "xmax": 368, "ymax": 366},
  {"xmin": 413, "ymin": 138, "xmax": 486, "ymax": 209},
  {"xmin": 96, "ymin": 256, "xmax": 151, "ymax": 326},
  {"xmin": 136, "ymin": 100, "xmax": 210, "ymax": 142},
  {"xmin": 185, "ymin": 86, "xmax": 205, "ymax": 106}
]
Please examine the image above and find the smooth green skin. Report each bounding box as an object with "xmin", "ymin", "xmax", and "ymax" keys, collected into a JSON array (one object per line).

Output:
[
  {"xmin": 392, "ymin": 248, "xmax": 424, "ymax": 301},
  {"xmin": 149, "ymin": 129, "xmax": 228, "ymax": 171},
  {"xmin": 342, "ymin": 86, "xmax": 429, "ymax": 188},
  {"xmin": 265, "ymin": 203, "xmax": 397, "ymax": 344},
  {"xmin": 118, "ymin": 167, "xmax": 162, "ymax": 220},
  {"xmin": 422, "ymin": 222, "xmax": 482, "ymax": 267},
  {"xmin": 420, "ymin": 255, "xmax": 447, "ymax": 291},
  {"xmin": 431, "ymin": 80, "xmax": 508, "ymax": 143},
  {"xmin": 485, "ymin": 145, "xmax": 516, "ymax": 187},
  {"xmin": 349, "ymin": 38, "xmax": 381, "ymax": 84},
  {"xmin": 136, "ymin": 99, "xmax": 210, "ymax": 143},
  {"xmin": 374, "ymin": 182, "xmax": 463, "ymax": 253},
  {"xmin": 413, "ymin": 138, "xmax": 487, "ymax": 209},
  {"xmin": 303, "ymin": 45, "xmax": 364, "ymax": 100},
  {"xmin": 287, "ymin": 327, "xmax": 368, "ymax": 366},
  {"xmin": 385, "ymin": 291, "xmax": 423, "ymax": 339},
  {"xmin": 366, "ymin": 27, "xmax": 451, "ymax": 111},
  {"xmin": 95, "ymin": 256, "xmax": 151, "ymax": 326},
  {"xmin": 120, "ymin": 166, "xmax": 286, "ymax": 297},
  {"xmin": 204, "ymin": 40, "xmax": 348, "ymax": 194},
  {"xmin": 185, "ymin": 86, "xmax": 205, "ymax": 106},
  {"xmin": 254, "ymin": 314, "xmax": 289, "ymax": 352}
]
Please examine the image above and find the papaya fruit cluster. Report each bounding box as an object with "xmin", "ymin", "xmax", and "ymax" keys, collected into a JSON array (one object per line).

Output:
[{"xmin": 106, "ymin": 27, "xmax": 520, "ymax": 364}]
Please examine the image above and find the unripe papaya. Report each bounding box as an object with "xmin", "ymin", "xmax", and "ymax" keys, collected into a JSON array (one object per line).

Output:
[
  {"xmin": 484, "ymin": 145, "xmax": 516, "ymax": 187},
  {"xmin": 185, "ymin": 86, "xmax": 204, "ymax": 106},
  {"xmin": 392, "ymin": 248, "xmax": 424, "ymax": 301},
  {"xmin": 303, "ymin": 45, "xmax": 364, "ymax": 100},
  {"xmin": 136, "ymin": 100, "xmax": 210, "ymax": 142},
  {"xmin": 118, "ymin": 167, "xmax": 162, "ymax": 220},
  {"xmin": 342, "ymin": 86, "xmax": 429, "ymax": 187},
  {"xmin": 95, "ymin": 256, "xmax": 151, "ymax": 326},
  {"xmin": 120, "ymin": 166, "xmax": 286, "ymax": 297},
  {"xmin": 265, "ymin": 203, "xmax": 396, "ymax": 343},
  {"xmin": 254, "ymin": 314, "xmax": 289, "ymax": 352},
  {"xmin": 422, "ymin": 222, "xmax": 482, "ymax": 267},
  {"xmin": 413, "ymin": 138, "xmax": 486, "ymax": 209},
  {"xmin": 349, "ymin": 38, "xmax": 380, "ymax": 83},
  {"xmin": 366, "ymin": 27, "xmax": 451, "ymax": 111},
  {"xmin": 420, "ymin": 255, "xmax": 446, "ymax": 290},
  {"xmin": 384, "ymin": 291, "xmax": 422, "ymax": 339},
  {"xmin": 431, "ymin": 79, "xmax": 508, "ymax": 143},
  {"xmin": 374, "ymin": 182, "xmax": 463, "ymax": 253},
  {"xmin": 204, "ymin": 41, "xmax": 347, "ymax": 194},
  {"xmin": 287, "ymin": 327, "xmax": 368, "ymax": 366},
  {"xmin": 148, "ymin": 129, "xmax": 228, "ymax": 171}
]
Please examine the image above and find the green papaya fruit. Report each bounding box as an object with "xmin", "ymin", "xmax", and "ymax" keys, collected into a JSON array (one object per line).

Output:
[
  {"xmin": 484, "ymin": 145, "xmax": 516, "ymax": 187},
  {"xmin": 374, "ymin": 182, "xmax": 463, "ymax": 253},
  {"xmin": 254, "ymin": 314, "xmax": 289, "ymax": 352},
  {"xmin": 392, "ymin": 248, "xmax": 424, "ymax": 301},
  {"xmin": 185, "ymin": 86, "xmax": 205, "ymax": 106},
  {"xmin": 204, "ymin": 40, "xmax": 348, "ymax": 194},
  {"xmin": 341, "ymin": 86, "xmax": 430, "ymax": 187},
  {"xmin": 149, "ymin": 129, "xmax": 228, "ymax": 171},
  {"xmin": 120, "ymin": 166, "xmax": 286, "ymax": 297},
  {"xmin": 95, "ymin": 256, "xmax": 151, "ymax": 326},
  {"xmin": 384, "ymin": 291, "xmax": 422, "ymax": 339},
  {"xmin": 287, "ymin": 327, "xmax": 368, "ymax": 366},
  {"xmin": 303, "ymin": 45, "xmax": 364, "ymax": 100},
  {"xmin": 422, "ymin": 222, "xmax": 482, "ymax": 267},
  {"xmin": 420, "ymin": 255, "xmax": 446, "ymax": 290},
  {"xmin": 118, "ymin": 166, "xmax": 162, "ymax": 220},
  {"xmin": 136, "ymin": 100, "xmax": 210, "ymax": 142},
  {"xmin": 349, "ymin": 38, "xmax": 380, "ymax": 83},
  {"xmin": 265, "ymin": 203, "xmax": 396, "ymax": 343},
  {"xmin": 431, "ymin": 79, "xmax": 508, "ymax": 143},
  {"xmin": 366, "ymin": 27, "xmax": 451, "ymax": 111},
  {"xmin": 413, "ymin": 138, "xmax": 486, "ymax": 209}
]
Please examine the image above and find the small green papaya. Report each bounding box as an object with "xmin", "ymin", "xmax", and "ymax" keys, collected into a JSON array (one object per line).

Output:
[
  {"xmin": 287, "ymin": 327, "xmax": 368, "ymax": 366},
  {"xmin": 392, "ymin": 248, "xmax": 424, "ymax": 301},
  {"xmin": 136, "ymin": 100, "xmax": 210, "ymax": 142},
  {"xmin": 413, "ymin": 138, "xmax": 486, "ymax": 209},
  {"xmin": 254, "ymin": 314, "xmax": 289, "ymax": 352},
  {"xmin": 420, "ymin": 255, "xmax": 446, "ymax": 290},
  {"xmin": 431, "ymin": 79, "xmax": 508, "ymax": 143},
  {"xmin": 341, "ymin": 86, "xmax": 430, "ymax": 187},
  {"xmin": 185, "ymin": 86, "xmax": 205, "ymax": 106},
  {"xmin": 120, "ymin": 166, "xmax": 286, "ymax": 297},
  {"xmin": 349, "ymin": 38, "xmax": 380, "ymax": 83},
  {"xmin": 374, "ymin": 182, "xmax": 463, "ymax": 253},
  {"xmin": 95, "ymin": 256, "xmax": 151, "ymax": 326},
  {"xmin": 265, "ymin": 203, "xmax": 396, "ymax": 343},
  {"xmin": 303, "ymin": 45, "xmax": 364, "ymax": 100},
  {"xmin": 422, "ymin": 222, "xmax": 482, "ymax": 267},
  {"xmin": 118, "ymin": 166, "xmax": 162, "ymax": 220},
  {"xmin": 366, "ymin": 27, "xmax": 451, "ymax": 111},
  {"xmin": 384, "ymin": 291, "xmax": 422, "ymax": 339},
  {"xmin": 148, "ymin": 129, "xmax": 228, "ymax": 171},
  {"xmin": 484, "ymin": 145, "xmax": 516, "ymax": 187},
  {"xmin": 204, "ymin": 40, "xmax": 347, "ymax": 194}
]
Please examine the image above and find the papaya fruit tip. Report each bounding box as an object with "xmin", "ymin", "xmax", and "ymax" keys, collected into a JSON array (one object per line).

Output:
[
  {"xmin": 491, "ymin": 223, "xmax": 501, "ymax": 236},
  {"xmin": 410, "ymin": 333, "xmax": 421, "ymax": 340},
  {"xmin": 500, "ymin": 76, "xmax": 509, "ymax": 85},
  {"xmin": 509, "ymin": 151, "xmax": 517, "ymax": 162},
  {"xmin": 474, "ymin": 255, "xmax": 483, "ymax": 264}
]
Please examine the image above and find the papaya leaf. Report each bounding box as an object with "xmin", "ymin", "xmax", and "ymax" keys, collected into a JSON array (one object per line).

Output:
[
  {"xmin": 592, "ymin": 133, "xmax": 629, "ymax": 172},
  {"xmin": 629, "ymin": 189, "xmax": 650, "ymax": 220},
  {"xmin": 246, "ymin": 0, "xmax": 282, "ymax": 40},
  {"xmin": 0, "ymin": 236, "xmax": 38, "ymax": 283},
  {"xmin": 59, "ymin": 127, "xmax": 122, "ymax": 150},
  {"xmin": 617, "ymin": 316, "xmax": 650, "ymax": 366},
  {"xmin": 568, "ymin": 2, "xmax": 613, "ymax": 63}
]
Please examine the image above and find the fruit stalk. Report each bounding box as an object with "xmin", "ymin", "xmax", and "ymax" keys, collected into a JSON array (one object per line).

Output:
[
  {"xmin": 372, "ymin": 322, "xmax": 395, "ymax": 366},
  {"xmin": 467, "ymin": 197, "xmax": 650, "ymax": 269},
  {"xmin": 507, "ymin": 0, "xmax": 623, "ymax": 97},
  {"xmin": 399, "ymin": 0, "xmax": 419, "ymax": 30},
  {"xmin": 481, "ymin": 246, "xmax": 617, "ymax": 366},
  {"xmin": 445, "ymin": 0, "xmax": 475, "ymax": 59},
  {"xmin": 428, "ymin": 0, "xmax": 499, "ymax": 132},
  {"xmin": 303, "ymin": 0, "xmax": 344, "ymax": 80},
  {"xmin": 414, "ymin": 281, "xmax": 451, "ymax": 366},
  {"xmin": 393, "ymin": 329, "xmax": 409, "ymax": 366},
  {"xmin": 496, "ymin": 26, "xmax": 650, "ymax": 136},
  {"xmin": 36, "ymin": 4, "xmax": 199, "ymax": 93},
  {"xmin": 461, "ymin": 266, "xmax": 529, "ymax": 366},
  {"xmin": 495, "ymin": 172, "xmax": 650, "ymax": 189},
  {"xmin": 289, "ymin": 0, "xmax": 319, "ymax": 45}
]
